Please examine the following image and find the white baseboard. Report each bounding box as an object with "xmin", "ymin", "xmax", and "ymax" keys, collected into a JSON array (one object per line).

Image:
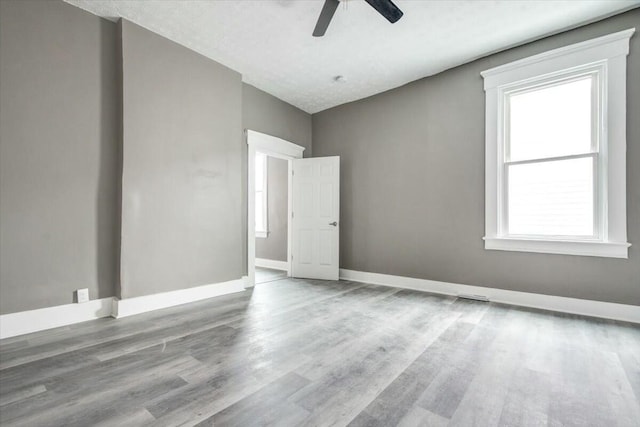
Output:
[
  {"xmin": 340, "ymin": 269, "xmax": 640, "ymax": 324},
  {"xmin": 1, "ymin": 278, "xmax": 248, "ymax": 339},
  {"xmin": 112, "ymin": 278, "xmax": 246, "ymax": 318},
  {"xmin": 255, "ymin": 258, "xmax": 288, "ymax": 271},
  {"xmin": 4, "ymin": 271, "xmax": 635, "ymax": 339},
  {"xmin": 0, "ymin": 297, "xmax": 115, "ymax": 340}
]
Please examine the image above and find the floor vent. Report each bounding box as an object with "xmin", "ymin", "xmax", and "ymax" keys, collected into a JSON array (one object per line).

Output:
[{"xmin": 457, "ymin": 294, "xmax": 490, "ymax": 302}]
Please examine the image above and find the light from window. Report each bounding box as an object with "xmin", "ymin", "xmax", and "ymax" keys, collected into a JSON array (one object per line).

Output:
[
  {"xmin": 509, "ymin": 77, "xmax": 592, "ymax": 161},
  {"xmin": 505, "ymin": 76, "xmax": 596, "ymax": 238},
  {"xmin": 255, "ymin": 152, "xmax": 267, "ymax": 236},
  {"xmin": 508, "ymin": 156, "xmax": 594, "ymax": 236}
]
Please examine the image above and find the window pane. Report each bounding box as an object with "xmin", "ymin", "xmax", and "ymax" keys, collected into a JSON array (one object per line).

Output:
[
  {"xmin": 508, "ymin": 157, "xmax": 594, "ymax": 237},
  {"xmin": 255, "ymin": 190, "xmax": 264, "ymax": 232},
  {"xmin": 509, "ymin": 77, "xmax": 592, "ymax": 161},
  {"xmin": 255, "ymin": 153, "xmax": 265, "ymax": 191}
]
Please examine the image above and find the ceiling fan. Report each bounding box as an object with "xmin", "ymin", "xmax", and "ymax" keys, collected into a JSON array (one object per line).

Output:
[{"xmin": 313, "ymin": 0, "xmax": 404, "ymax": 37}]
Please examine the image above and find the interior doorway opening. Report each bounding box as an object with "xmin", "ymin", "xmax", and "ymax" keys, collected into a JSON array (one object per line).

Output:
[
  {"xmin": 254, "ymin": 151, "xmax": 289, "ymax": 285},
  {"xmin": 246, "ymin": 130, "xmax": 305, "ymax": 288}
]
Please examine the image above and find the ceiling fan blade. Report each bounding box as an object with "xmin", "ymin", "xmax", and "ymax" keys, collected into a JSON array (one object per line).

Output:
[
  {"xmin": 313, "ymin": 0, "xmax": 340, "ymax": 37},
  {"xmin": 363, "ymin": 0, "xmax": 403, "ymax": 23}
]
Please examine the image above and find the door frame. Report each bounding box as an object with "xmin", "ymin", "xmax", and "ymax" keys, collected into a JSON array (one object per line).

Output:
[{"xmin": 246, "ymin": 130, "xmax": 305, "ymax": 288}]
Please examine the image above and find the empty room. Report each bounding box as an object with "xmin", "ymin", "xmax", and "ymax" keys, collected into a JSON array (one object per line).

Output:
[{"xmin": 0, "ymin": 0, "xmax": 639, "ymax": 425}]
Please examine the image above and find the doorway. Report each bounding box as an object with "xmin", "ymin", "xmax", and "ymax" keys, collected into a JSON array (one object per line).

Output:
[
  {"xmin": 246, "ymin": 130, "xmax": 305, "ymax": 287},
  {"xmin": 254, "ymin": 152, "xmax": 288, "ymax": 284}
]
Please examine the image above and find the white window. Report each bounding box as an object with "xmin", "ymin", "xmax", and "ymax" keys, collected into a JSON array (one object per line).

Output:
[
  {"xmin": 481, "ymin": 29, "xmax": 634, "ymax": 258},
  {"xmin": 255, "ymin": 152, "xmax": 268, "ymax": 238}
]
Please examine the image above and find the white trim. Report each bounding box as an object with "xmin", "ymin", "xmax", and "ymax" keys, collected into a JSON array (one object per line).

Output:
[
  {"xmin": 483, "ymin": 237, "xmax": 631, "ymax": 258},
  {"xmin": 255, "ymin": 152, "xmax": 269, "ymax": 238},
  {"xmin": 255, "ymin": 258, "xmax": 289, "ymax": 271},
  {"xmin": 1, "ymin": 278, "xmax": 249, "ymax": 339},
  {"xmin": 481, "ymin": 29, "xmax": 635, "ymax": 88},
  {"xmin": 247, "ymin": 130, "xmax": 303, "ymax": 287},
  {"xmin": 246, "ymin": 130, "xmax": 305, "ymax": 160},
  {"xmin": 0, "ymin": 297, "xmax": 115, "ymax": 339},
  {"xmin": 339, "ymin": 269, "xmax": 640, "ymax": 324},
  {"xmin": 482, "ymin": 28, "xmax": 633, "ymax": 258},
  {"xmin": 287, "ymin": 160, "xmax": 294, "ymax": 278},
  {"xmin": 112, "ymin": 278, "xmax": 245, "ymax": 319}
]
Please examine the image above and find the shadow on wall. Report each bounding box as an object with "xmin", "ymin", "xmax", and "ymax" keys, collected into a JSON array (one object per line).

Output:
[{"xmin": 96, "ymin": 19, "xmax": 120, "ymax": 301}]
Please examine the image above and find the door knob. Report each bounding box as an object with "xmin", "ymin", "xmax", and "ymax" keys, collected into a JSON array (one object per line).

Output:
[{"xmin": 329, "ymin": 221, "xmax": 338, "ymax": 226}]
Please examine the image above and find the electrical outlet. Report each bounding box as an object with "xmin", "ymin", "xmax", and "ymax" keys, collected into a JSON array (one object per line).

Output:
[{"xmin": 76, "ymin": 288, "xmax": 89, "ymax": 304}]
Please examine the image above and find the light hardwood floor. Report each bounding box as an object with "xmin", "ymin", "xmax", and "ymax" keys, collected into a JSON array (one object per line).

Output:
[{"xmin": 0, "ymin": 277, "xmax": 639, "ymax": 426}]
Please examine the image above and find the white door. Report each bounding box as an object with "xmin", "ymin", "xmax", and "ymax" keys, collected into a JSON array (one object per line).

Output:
[{"xmin": 291, "ymin": 156, "xmax": 340, "ymax": 280}]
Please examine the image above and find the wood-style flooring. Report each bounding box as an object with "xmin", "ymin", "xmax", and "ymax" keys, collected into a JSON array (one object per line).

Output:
[
  {"xmin": 1, "ymin": 277, "xmax": 639, "ymax": 426},
  {"xmin": 255, "ymin": 267, "xmax": 288, "ymax": 284}
]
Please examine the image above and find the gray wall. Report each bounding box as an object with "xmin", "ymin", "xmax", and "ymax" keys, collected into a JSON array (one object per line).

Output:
[
  {"xmin": 0, "ymin": 2, "xmax": 310, "ymax": 312},
  {"xmin": 312, "ymin": 9, "xmax": 640, "ymax": 306},
  {"xmin": 256, "ymin": 156, "xmax": 288, "ymax": 262},
  {"xmin": 241, "ymin": 84, "xmax": 312, "ymax": 273},
  {"xmin": 119, "ymin": 20, "xmax": 243, "ymax": 298},
  {"xmin": 1, "ymin": 0, "xmax": 635, "ymax": 313},
  {"xmin": 0, "ymin": 0, "xmax": 119, "ymax": 314},
  {"xmin": 242, "ymin": 84, "xmax": 312, "ymax": 153}
]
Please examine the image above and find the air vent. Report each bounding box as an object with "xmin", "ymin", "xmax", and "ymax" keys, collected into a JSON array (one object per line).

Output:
[{"xmin": 457, "ymin": 294, "xmax": 490, "ymax": 302}]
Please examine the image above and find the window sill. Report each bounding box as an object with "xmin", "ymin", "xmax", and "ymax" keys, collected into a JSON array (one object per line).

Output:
[
  {"xmin": 256, "ymin": 231, "xmax": 269, "ymax": 239},
  {"xmin": 483, "ymin": 237, "xmax": 630, "ymax": 259}
]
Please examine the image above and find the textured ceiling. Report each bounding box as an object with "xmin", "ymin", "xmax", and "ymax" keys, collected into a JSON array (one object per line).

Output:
[{"xmin": 64, "ymin": 0, "xmax": 639, "ymax": 114}]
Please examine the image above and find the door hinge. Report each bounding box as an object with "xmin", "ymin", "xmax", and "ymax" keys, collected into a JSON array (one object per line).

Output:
[
  {"xmin": 292, "ymin": 170, "xmax": 294, "ymax": 176},
  {"xmin": 291, "ymin": 212, "xmax": 294, "ymax": 219}
]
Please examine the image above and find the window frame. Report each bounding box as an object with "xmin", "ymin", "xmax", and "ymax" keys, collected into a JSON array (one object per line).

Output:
[
  {"xmin": 481, "ymin": 29, "xmax": 634, "ymax": 258},
  {"xmin": 255, "ymin": 152, "xmax": 268, "ymax": 239},
  {"xmin": 501, "ymin": 69, "xmax": 602, "ymax": 241}
]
